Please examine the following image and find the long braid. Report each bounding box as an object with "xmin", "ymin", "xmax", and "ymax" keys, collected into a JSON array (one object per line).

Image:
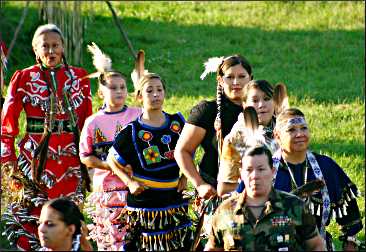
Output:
[
  {"xmin": 214, "ymin": 84, "xmax": 223, "ymax": 163},
  {"xmin": 201, "ymin": 54, "xmax": 253, "ymax": 167},
  {"xmin": 62, "ymin": 54, "xmax": 91, "ymax": 193}
]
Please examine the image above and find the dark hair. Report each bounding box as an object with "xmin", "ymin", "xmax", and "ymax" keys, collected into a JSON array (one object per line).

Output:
[
  {"xmin": 99, "ymin": 71, "xmax": 127, "ymax": 86},
  {"xmin": 215, "ymin": 55, "xmax": 253, "ymax": 154},
  {"xmin": 243, "ymin": 145, "xmax": 273, "ymax": 168},
  {"xmin": 43, "ymin": 198, "xmax": 84, "ymax": 238},
  {"xmin": 243, "ymin": 79, "xmax": 274, "ymax": 102},
  {"xmin": 216, "ymin": 54, "xmax": 253, "ymax": 79}
]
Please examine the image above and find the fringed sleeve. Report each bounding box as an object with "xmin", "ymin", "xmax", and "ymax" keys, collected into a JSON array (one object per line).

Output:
[{"xmin": 317, "ymin": 154, "xmax": 363, "ymax": 236}]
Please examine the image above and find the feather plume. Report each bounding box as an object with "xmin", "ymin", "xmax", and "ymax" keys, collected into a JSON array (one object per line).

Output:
[
  {"xmin": 241, "ymin": 107, "xmax": 265, "ymax": 148},
  {"xmin": 136, "ymin": 50, "xmax": 145, "ymax": 78},
  {"xmin": 200, "ymin": 56, "xmax": 224, "ymax": 80},
  {"xmin": 87, "ymin": 42, "xmax": 112, "ymax": 73},
  {"xmin": 273, "ymin": 83, "xmax": 289, "ymax": 115},
  {"xmin": 226, "ymin": 107, "xmax": 269, "ymax": 159},
  {"xmin": 243, "ymin": 106, "xmax": 259, "ymax": 133},
  {"xmin": 80, "ymin": 72, "xmax": 102, "ymax": 81},
  {"xmin": 131, "ymin": 50, "xmax": 148, "ymax": 91}
]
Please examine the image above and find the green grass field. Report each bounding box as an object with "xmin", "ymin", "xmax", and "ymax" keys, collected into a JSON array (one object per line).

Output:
[{"xmin": 1, "ymin": 1, "xmax": 364, "ymax": 250}]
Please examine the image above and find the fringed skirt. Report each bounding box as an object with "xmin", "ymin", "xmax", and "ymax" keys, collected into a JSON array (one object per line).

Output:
[
  {"xmin": 123, "ymin": 202, "xmax": 193, "ymax": 251},
  {"xmin": 85, "ymin": 190, "xmax": 129, "ymax": 250},
  {"xmin": 1, "ymin": 151, "xmax": 84, "ymax": 251},
  {"xmin": 192, "ymin": 196, "xmax": 223, "ymax": 249}
]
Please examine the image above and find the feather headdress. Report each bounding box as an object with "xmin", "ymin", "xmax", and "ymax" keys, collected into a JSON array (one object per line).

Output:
[
  {"xmin": 83, "ymin": 42, "xmax": 112, "ymax": 80},
  {"xmin": 221, "ymin": 107, "xmax": 271, "ymax": 164},
  {"xmin": 131, "ymin": 50, "xmax": 149, "ymax": 91},
  {"xmin": 220, "ymin": 107, "xmax": 270, "ymax": 177},
  {"xmin": 200, "ymin": 56, "xmax": 224, "ymax": 80}
]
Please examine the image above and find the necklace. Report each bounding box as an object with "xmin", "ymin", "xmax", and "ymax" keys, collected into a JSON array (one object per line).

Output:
[
  {"xmin": 283, "ymin": 158, "xmax": 308, "ymax": 189},
  {"xmin": 273, "ymin": 150, "xmax": 330, "ymax": 240}
]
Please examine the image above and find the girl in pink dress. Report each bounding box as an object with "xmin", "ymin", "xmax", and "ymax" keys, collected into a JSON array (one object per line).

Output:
[{"xmin": 79, "ymin": 43, "xmax": 141, "ymax": 250}]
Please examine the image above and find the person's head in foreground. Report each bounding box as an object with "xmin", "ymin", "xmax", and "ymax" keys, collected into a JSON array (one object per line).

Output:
[
  {"xmin": 240, "ymin": 144, "xmax": 275, "ymax": 200},
  {"xmin": 205, "ymin": 144, "xmax": 326, "ymax": 251},
  {"xmin": 38, "ymin": 198, "xmax": 86, "ymax": 251}
]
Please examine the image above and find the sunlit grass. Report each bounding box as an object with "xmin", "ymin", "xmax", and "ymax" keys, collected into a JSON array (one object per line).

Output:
[{"xmin": 1, "ymin": 1, "xmax": 364, "ymax": 250}]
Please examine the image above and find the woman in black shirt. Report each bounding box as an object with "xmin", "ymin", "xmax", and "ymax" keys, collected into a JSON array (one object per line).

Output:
[{"xmin": 175, "ymin": 55, "xmax": 253, "ymax": 199}]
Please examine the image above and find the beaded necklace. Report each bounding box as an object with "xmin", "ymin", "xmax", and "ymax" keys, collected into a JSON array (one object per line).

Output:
[
  {"xmin": 283, "ymin": 158, "xmax": 308, "ymax": 190},
  {"xmin": 273, "ymin": 149, "xmax": 330, "ymax": 245}
]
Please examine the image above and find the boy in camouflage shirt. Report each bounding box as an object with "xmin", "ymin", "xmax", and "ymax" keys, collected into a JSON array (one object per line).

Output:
[{"xmin": 206, "ymin": 145, "xmax": 325, "ymax": 251}]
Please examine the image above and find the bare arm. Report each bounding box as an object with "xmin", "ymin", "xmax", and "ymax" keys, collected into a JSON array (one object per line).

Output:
[
  {"xmin": 304, "ymin": 234, "xmax": 327, "ymax": 251},
  {"xmin": 80, "ymin": 155, "xmax": 109, "ymax": 170},
  {"xmin": 174, "ymin": 123, "xmax": 216, "ymax": 199}
]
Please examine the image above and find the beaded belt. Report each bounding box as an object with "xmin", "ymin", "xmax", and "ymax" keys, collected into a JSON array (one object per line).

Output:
[{"xmin": 26, "ymin": 117, "xmax": 73, "ymax": 133}]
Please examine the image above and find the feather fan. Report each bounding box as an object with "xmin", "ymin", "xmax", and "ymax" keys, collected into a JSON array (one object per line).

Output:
[{"xmin": 227, "ymin": 107, "xmax": 268, "ymax": 158}]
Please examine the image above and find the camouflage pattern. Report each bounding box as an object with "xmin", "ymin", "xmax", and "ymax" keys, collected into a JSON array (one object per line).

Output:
[{"xmin": 207, "ymin": 188, "xmax": 319, "ymax": 251}]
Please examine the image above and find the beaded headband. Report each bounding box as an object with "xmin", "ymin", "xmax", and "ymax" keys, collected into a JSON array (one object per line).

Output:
[{"xmin": 276, "ymin": 117, "xmax": 307, "ymax": 132}]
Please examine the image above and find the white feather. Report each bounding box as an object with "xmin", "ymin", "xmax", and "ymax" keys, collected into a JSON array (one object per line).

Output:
[
  {"xmin": 227, "ymin": 113, "xmax": 270, "ymax": 157},
  {"xmin": 200, "ymin": 56, "xmax": 224, "ymax": 80},
  {"xmin": 87, "ymin": 42, "xmax": 112, "ymax": 73}
]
